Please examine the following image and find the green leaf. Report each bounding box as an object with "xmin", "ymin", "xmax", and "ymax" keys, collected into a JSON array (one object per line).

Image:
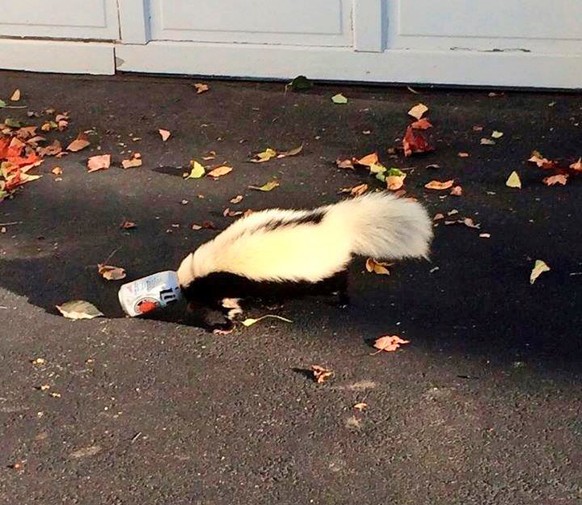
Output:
[
  {"xmin": 288, "ymin": 75, "xmax": 313, "ymax": 91},
  {"xmin": 0, "ymin": 99, "xmax": 6, "ymax": 108},
  {"xmin": 387, "ymin": 168, "xmax": 405, "ymax": 177},
  {"xmin": 331, "ymin": 93, "xmax": 348, "ymax": 104},
  {"xmin": 185, "ymin": 160, "xmax": 205, "ymax": 179},
  {"xmin": 375, "ymin": 173, "xmax": 386, "ymax": 182},
  {"xmin": 369, "ymin": 163, "xmax": 387, "ymax": 174},
  {"xmin": 249, "ymin": 180, "xmax": 280, "ymax": 192},
  {"xmin": 4, "ymin": 118, "xmax": 22, "ymax": 128}
]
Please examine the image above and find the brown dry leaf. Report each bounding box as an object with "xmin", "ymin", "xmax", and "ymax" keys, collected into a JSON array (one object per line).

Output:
[
  {"xmin": 458, "ymin": 152, "xmax": 470, "ymax": 158},
  {"xmin": 120, "ymin": 219, "xmax": 137, "ymax": 229},
  {"xmin": 250, "ymin": 148, "xmax": 277, "ymax": 163},
  {"xmin": 191, "ymin": 223, "xmax": 203, "ymax": 230},
  {"xmin": 480, "ymin": 138, "xmax": 496, "ymax": 146},
  {"xmin": 311, "ymin": 365, "xmax": 333, "ymax": 384},
  {"xmin": 530, "ymin": 260, "xmax": 550, "ymax": 285},
  {"xmin": 372, "ymin": 335, "xmax": 410, "ymax": 353},
  {"xmin": 10, "ymin": 89, "xmax": 21, "ymax": 102},
  {"xmin": 336, "ymin": 158, "xmax": 354, "ymax": 169},
  {"xmin": 207, "ymin": 165, "xmax": 233, "ymax": 178},
  {"xmin": 194, "ymin": 83, "xmax": 209, "ymax": 94},
  {"xmin": 38, "ymin": 140, "xmax": 63, "ymax": 157},
  {"xmin": 223, "ymin": 208, "xmax": 243, "ymax": 217},
  {"xmin": 158, "ymin": 129, "xmax": 171, "ymax": 142},
  {"xmin": 424, "ymin": 179, "xmax": 454, "ymax": 190},
  {"xmin": 569, "ymin": 158, "xmax": 582, "ymax": 172},
  {"xmin": 87, "ymin": 154, "xmax": 111, "ymax": 172},
  {"xmin": 403, "ymin": 120, "xmax": 433, "ymax": 157},
  {"xmin": 386, "ymin": 174, "xmax": 406, "ymax": 191},
  {"xmin": 528, "ymin": 151, "xmax": 557, "ymax": 170},
  {"xmin": 340, "ymin": 183, "xmax": 368, "ymax": 197},
  {"xmin": 353, "ymin": 402, "xmax": 368, "ymax": 412},
  {"xmin": 202, "ymin": 151, "xmax": 216, "ymax": 161},
  {"xmin": 356, "ymin": 152, "xmax": 379, "ymax": 167},
  {"xmin": 450, "ymin": 185, "xmax": 463, "ymax": 196},
  {"xmin": 122, "ymin": 153, "xmax": 143, "ymax": 169},
  {"xmin": 97, "ymin": 264, "xmax": 127, "ymax": 281},
  {"xmin": 67, "ymin": 133, "xmax": 90, "ymax": 152},
  {"xmin": 51, "ymin": 167, "xmax": 63, "ymax": 176},
  {"xmin": 276, "ymin": 144, "xmax": 303, "ymax": 158},
  {"xmin": 230, "ymin": 195, "xmax": 244, "ymax": 204},
  {"xmin": 543, "ymin": 174, "xmax": 568, "ymax": 186},
  {"xmin": 407, "ymin": 103, "xmax": 428, "ymax": 120},
  {"xmin": 462, "ymin": 217, "xmax": 481, "ymax": 229},
  {"xmin": 365, "ymin": 258, "xmax": 392, "ymax": 275},
  {"xmin": 433, "ymin": 213, "xmax": 445, "ymax": 221}
]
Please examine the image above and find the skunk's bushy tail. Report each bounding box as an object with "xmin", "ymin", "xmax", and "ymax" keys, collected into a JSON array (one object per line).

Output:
[{"xmin": 328, "ymin": 192, "xmax": 432, "ymax": 260}]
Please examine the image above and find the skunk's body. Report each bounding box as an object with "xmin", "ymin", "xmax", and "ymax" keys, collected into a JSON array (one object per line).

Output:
[{"xmin": 177, "ymin": 192, "xmax": 432, "ymax": 331}]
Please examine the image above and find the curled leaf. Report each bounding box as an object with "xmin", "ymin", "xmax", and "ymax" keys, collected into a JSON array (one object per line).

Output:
[
  {"xmin": 97, "ymin": 264, "xmax": 126, "ymax": 281},
  {"xmin": 339, "ymin": 183, "xmax": 368, "ymax": 197},
  {"xmin": 372, "ymin": 335, "xmax": 410, "ymax": 353},
  {"xmin": 366, "ymin": 258, "xmax": 392, "ymax": 275},
  {"xmin": 530, "ymin": 260, "xmax": 550, "ymax": 285},
  {"xmin": 569, "ymin": 158, "xmax": 582, "ymax": 172},
  {"xmin": 194, "ymin": 83, "xmax": 209, "ymax": 94},
  {"xmin": 424, "ymin": 179, "xmax": 454, "ymax": 190},
  {"xmin": 250, "ymin": 148, "xmax": 277, "ymax": 163},
  {"xmin": 276, "ymin": 145, "xmax": 303, "ymax": 158},
  {"xmin": 311, "ymin": 365, "xmax": 333, "ymax": 383},
  {"xmin": 336, "ymin": 158, "xmax": 354, "ymax": 169},
  {"xmin": 185, "ymin": 160, "xmax": 205, "ymax": 179},
  {"xmin": 230, "ymin": 195, "xmax": 244, "ymax": 204}
]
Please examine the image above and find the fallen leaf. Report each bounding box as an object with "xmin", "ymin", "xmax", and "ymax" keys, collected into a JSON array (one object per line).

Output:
[
  {"xmin": 194, "ymin": 83, "xmax": 209, "ymax": 94},
  {"xmin": 191, "ymin": 224, "xmax": 202, "ymax": 230},
  {"xmin": 202, "ymin": 151, "xmax": 216, "ymax": 161},
  {"xmin": 340, "ymin": 183, "xmax": 368, "ymax": 197},
  {"xmin": 230, "ymin": 195, "xmax": 244, "ymax": 204},
  {"xmin": 66, "ymin": 133, "xmax": 90, "ymax": 152},
  {"xmin": 49, "ymin": 392, "xmax": 61, "ymax": 398},
  {"xmin": 250, "ymin": 148, "xmax": 277, "ymax": 163},
  {"xmin": 408, "ymin": 103, "xmax": 428, "ymax": 120},
  {"xmin": 241, "ymin": 315, "xmax": 293, "ymax": 327},
  {"xmin": 87, "ymin": 154, "xmax": 111, "ymax": 172},
  {"xmin": 433, "ymin": 213, "xmax": 445, "ymax": 221},
  {"xmin": 158, "ymin": 129, "xmax": 171, "ymax": 142},
  {"xmin": 331, "ymin": 93, "xmax": 348, "ymax": 104},
  {"xmin": 480, "ymin": 138, "xmax": 496, "ymax": 146},
  {"xmin": 425, "ymin": 179, "xmax": 454, "ymax": 190},
  {"xmin": 56, "ymin": 300, "xmax": 104, "ymax": 320},
  {"xmin": 51, "ymin": 167, "xmax": 63, "ymax": 176},
  {"xmin": 97, "ymin": 264, "xmax": 126, "ymax": 281},
  {"xmin": 530, "ymin": 260, "xmax": 550, "ymax": 285},
  {"xmin": 207, "ymin": 165, "xmax": 233, "ymax": 178},
  {"xmin": 458, "ymin": 152, "xmax": 470, "ymax": 158},
  {"xmin": 403, "ymin": 120, "xmax": 433, "ymax": 156},
  {"xmin": 223, "ymin": 208, "xmax": 243, "ymax": 217},
  {"xmin": 365, "ymin": 258, "xmax": 392, "ymax": 275},
  {"xmin": 38, "ymin": 140, "xmax": 62, "ymax": 157},
  {"xmin": 372, "ymin": 335, "xmax": 410, "ymax": 353},
  {"xmin": 506, "ymin": 171, "xmax": 522, "ymax": 188},
  {"xmin": 410, "ymin": 118, "xmax": 432, "ymax": 130},
  {"xmin": 249, "ymin": 180, "xmax": 279, "ymax": 192},
  {"xmin": 121, "ymin": 153, "xmax": 142, "ymax": 169},
  {"xmin": 311, "ymin": 365, "xmax": 333, "ymax": 383},
  {"xmin": 386, "ymin": 168, "xmax": 406, "ymax": 191},
  {"xmin": 569, "ymin": 158, "xmax": 582, "ymax": 172},
  {"xmin": 353, "ymin": 402, "xmax": 368, "ymax": 412},
  {"xmin": 479, "ymin": 233, "xmax": 491, "ymax": 238},
  {"xmin": 185, "ymin": 160, "xmax": 206, "ymax": 178},
  {"xmin": 0, "ymin": 99, "xmax": 5, "ymax": 108},
  {"xmin": 543, "ymin": 174, "xmax": 568, "ymax": 186},
  {"xmin": 491, "ymin": 131, "xmax": 504, "ymax": 139},
  {"xmin": 276, "ymin": 144, "xmax": 303, "ymax": 158},
  {"xmin": 336, "ymin": 158, "xmax": 354, "ymax": 169},
  {"xmin": 461, "ymin": 217, "xmax": 481, "ymax": 229},
  {"xmin": 287, "ymin": 75, "xmax": 313, "ymax": 91},
  {"xmin": 120, "ymin": 220, "xmax": 136, "ymax": 229},
  {"xmin": 356, "ymin": 152, "xmax": 378, "ymax": 167},
  {"xmin": 39, "ymin": 384, "xmax": 50, "ymax": 391},
  {"xmin": 528, "ymin": 151, "xmax": 557, "ymax": 170},
  {"xmin": 31, "ymin": 358, "xmax": 46, "ymax": 366},
  {"xmin": 450, "ymin": 185, "xmax": 463, "ymax": 196},
  {"xmin": 10, "ymin": 89, "xmax": 21, "ymax": 102}
]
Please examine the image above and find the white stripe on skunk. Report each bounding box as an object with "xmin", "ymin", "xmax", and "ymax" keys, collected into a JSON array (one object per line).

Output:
[{"xmin": 177, "ymin": 192, "xmax": 432, "ymax": 286}]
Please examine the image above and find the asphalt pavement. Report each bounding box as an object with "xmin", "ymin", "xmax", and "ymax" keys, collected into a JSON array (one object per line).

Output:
[{"xmin": 1, "ymin": 71, "xmax": 581, "ymax": 505}]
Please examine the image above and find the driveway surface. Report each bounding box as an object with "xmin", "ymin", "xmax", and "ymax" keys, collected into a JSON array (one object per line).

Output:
[{"xmin": 0, "ymin": 72, "xmax": 581, "ymax": 505}]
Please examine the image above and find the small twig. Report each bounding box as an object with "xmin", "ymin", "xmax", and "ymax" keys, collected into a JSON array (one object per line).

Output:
[
  {"xmin": 131, "ymin": 432, "xmax": 142, "ymax": 443},
  {"xmin": 101, "ymin": 247, "xmax": 121, "ymax": 265},
  {"xmin": 0, "ymin": 221, "xmax": 21, "ymax": 226}
]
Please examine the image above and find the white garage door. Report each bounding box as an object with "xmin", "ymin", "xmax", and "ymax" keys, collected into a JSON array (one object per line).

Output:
[{"xmin": 1, "ymin": 0, "xmax": 581, "ymax": 88}]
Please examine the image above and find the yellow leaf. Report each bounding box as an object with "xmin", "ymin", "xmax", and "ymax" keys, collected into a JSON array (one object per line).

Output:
[
  {"xmin": 408, "ymin": 103, "xmax": 428, "ymax": 120},
  {"xmin": 207, "ymin": 165, "xmax": 233, "ymax": 178},
  {"xmin": 241, "ymin": 315, "xmax": 293, "ymax": 326},
  {"xmin": 56, "ymin": 300, "xmax": 104, "ymax": 320},
  {"xmin": 506, "ymin": 171, "xmax": 521, "ymax": 189},
  {"xmin": 250, "ymin": 148, "xmax": 277, "ymax": 163},
  {"xmin": 249, "ymin": 180, "xmax": 279, "ymax": 192},
  {"xmin": 331, "ymin": 93, "xmax": 348, "ymax": 104},
  {"xmin": 530, "ymin": 260, "xmax": 550, "ymax": 285},
  {"xmin": 276, "ymin": 144, "xmax": 303, "ymax": 158},
  {"xmin": 185, "ymin": 160, "xmax": 206, "ymax": 179},
  {"xmin": 158, "ymin": 129, "xmax": 171, "ymax": 142},
  {"xmin": 10, "ymin": 89, "xmax": 21, "ymax": 102},
  {"xmin": 491, "ymin": 130, "xmax": 504, "ymax": 139}
]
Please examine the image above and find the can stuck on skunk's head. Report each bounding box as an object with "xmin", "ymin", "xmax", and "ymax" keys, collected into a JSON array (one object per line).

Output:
[{"xmin": 118, "ymin": 270, "xmax": 183, "ymax": 317}]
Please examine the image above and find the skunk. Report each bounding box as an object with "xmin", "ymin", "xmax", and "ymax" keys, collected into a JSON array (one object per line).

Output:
[{"xmin": 177, "ymin": 192, "xmax": 432, "ymax": 332}]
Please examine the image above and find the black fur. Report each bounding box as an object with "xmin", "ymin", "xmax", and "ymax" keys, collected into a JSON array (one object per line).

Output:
[
  {"xmin": 263, "ymin": 209, "xmax": 326, "ymax": 231},
  {"xmin": 181, "ymin": 269, "xmax": 349, "ymax": 331}
]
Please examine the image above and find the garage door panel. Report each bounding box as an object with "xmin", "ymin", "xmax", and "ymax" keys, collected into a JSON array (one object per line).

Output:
[{"xmin": 149, "ymin": 0, "xmax": 351, "ymax": 46}]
